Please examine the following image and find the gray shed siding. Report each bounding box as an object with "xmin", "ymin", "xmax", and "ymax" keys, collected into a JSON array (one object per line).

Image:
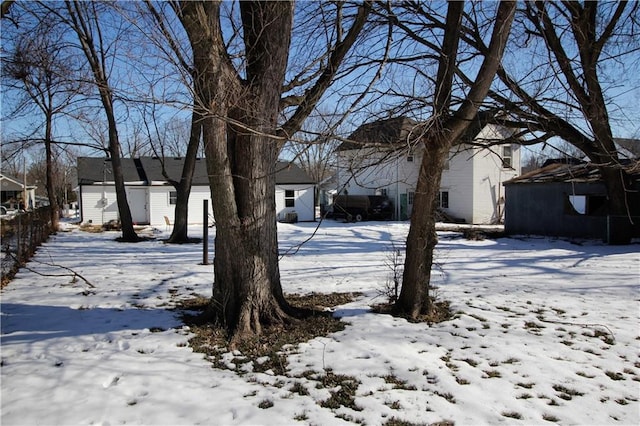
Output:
[{"xmin": 504, "ymin": 181, "xmax": 608, "ymax": 239}]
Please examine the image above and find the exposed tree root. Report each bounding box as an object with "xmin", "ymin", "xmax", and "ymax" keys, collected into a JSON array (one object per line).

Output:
[{"xmin": 178, "ymin": 293, "xmax": 352, "ymax": 370}]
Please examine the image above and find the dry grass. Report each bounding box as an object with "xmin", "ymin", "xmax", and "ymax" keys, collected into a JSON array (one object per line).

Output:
[
  {"xmin": 177, "ymin": 292, "xmax": 360, "ymax": 376},
  {"xmin": 79, "ymin": 224, "xmax": 104, "ymax": 233},
  {"xmin": 372, "ymin": 299, "xmax": 452, "ymax": 324}
]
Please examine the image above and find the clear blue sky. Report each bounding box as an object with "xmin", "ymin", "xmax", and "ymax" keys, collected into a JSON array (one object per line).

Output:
[{"xmin": 1, "ymin": 1, "xmax": 638, "ymax": 168}]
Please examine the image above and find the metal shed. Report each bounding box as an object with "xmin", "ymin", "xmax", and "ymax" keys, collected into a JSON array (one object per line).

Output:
[{"xmin": 503, "ymin": 161, "xmax": 640, "ymax": 241}]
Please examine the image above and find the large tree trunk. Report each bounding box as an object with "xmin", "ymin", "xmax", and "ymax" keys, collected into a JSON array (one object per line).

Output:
[
  {"xmin": 395, "ymin": 0, "xmax": 515, "ymax": 319},
  {"xmin": 216, "ymin": 1, "xmax": 294, "ymax": 345},
  {"xmin": 599, "ymin": 166, "xmax": 633, "ymax": 244},
  {"xmin": 208, "ymin": 121, "xmax": 290, "ymax": 342},
  {"xmin": 532, "ymin": 1, "xmax": 633, "ymax": 244},
  {"xmin": 396, "ymin": 136, "xmax": 449, "ymax": 317},
  {"xmin": 180, "ymin": 0, "xmax": 295, "ymax": 345}
]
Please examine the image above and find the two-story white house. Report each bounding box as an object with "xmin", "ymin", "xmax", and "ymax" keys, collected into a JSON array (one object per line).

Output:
[{"xmin": 336, "ymin": 114, "xmax": 521, "ymax": 224}]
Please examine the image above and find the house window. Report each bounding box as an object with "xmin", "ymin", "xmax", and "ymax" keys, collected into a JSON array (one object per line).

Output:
[
  {"xmin": 437, "ymin": 191, "xmax": 449, "ymax": 209},
  {"xmin": 502, "ymin": 146, "xmax": 513, "ymax": 168},
  {"xmin": 169, "ymin": 191, "xmax": 177, "ymax": 205},
  {"xmin": 407, "ymin": 150, "xmax": 414, "ymax": 162},
  {"xmin": 285, "ymin": 189, "xmax": 295, "ymax": 207},
  {"xmin": 407, "ymin": 191, "xmax": 415, "ymax": 205}
]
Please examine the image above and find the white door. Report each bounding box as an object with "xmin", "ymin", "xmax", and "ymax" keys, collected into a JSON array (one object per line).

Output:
[{"xmin": 127, "ymin": 188, "xmax": 149, "ymax": 224}]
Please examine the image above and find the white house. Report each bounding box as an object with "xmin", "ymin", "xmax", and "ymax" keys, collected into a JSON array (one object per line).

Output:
[
  {"xmin": 336, "ymin": 114, "xmax": 521, "ymax": 224},
  {"xmin": 76, "ymin": 157, "xmax": 316, "ymax": 226},
  {"xmin": 0, "ymin": 173, "xmax": 37, "ymax": 210}
]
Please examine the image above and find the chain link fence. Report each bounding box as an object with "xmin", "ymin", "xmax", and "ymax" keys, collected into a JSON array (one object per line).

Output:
[{"xmin": 1, "ymin": 207, "xmax": 53, "ymax": 287}]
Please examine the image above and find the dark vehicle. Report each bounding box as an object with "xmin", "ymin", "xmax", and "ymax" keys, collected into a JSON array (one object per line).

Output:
[{"xmin": 331, "ymin": 195, "xmax": 393, "ymax": 222}]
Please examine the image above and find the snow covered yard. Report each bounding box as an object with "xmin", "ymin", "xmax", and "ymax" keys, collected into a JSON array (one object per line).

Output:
[{"xmin": 1, "ymin": 221, "xmax": 638, "ymax": 425}]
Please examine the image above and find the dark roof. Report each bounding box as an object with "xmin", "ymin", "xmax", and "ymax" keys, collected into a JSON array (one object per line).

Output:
[
  {"xmin": 77, "ymin": 157, "xmax": 315, "ymax": 185},
  {"xmin": 274, "ymin": 161, "xmax": 315, "ymax": 184},
  {"xmin": 77, "ymin": 158, "xmax": 143, "ymax": 185},
  {"xmin": 338, "ymin": 116, "xmax": 421, "ymax": 151},
  {"xmin": 504, "ymin": 159, "xmax": 640, "ymax": 185},
  {"xmin": 139, "ymin": 157, "xmax": 210, "ymax": 185},
  {"xmin": 338, "ymin": 110, "xmax": 505, "ymax": 152},
  {"xmin": 0, "ymin": 173, "xmax": 36, "ymax": 188},
  {"xmin": 541, "ymin": 157, "xmax": 584, "ymax": 167}
]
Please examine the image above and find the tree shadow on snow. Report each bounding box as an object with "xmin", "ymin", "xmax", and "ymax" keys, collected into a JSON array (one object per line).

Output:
[{"xmin": 0, "ymin": 302, "xmax": 179, "ymax": 345}]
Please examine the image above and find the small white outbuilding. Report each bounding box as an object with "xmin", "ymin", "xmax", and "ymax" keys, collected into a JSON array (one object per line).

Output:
[{"xmin": 76, "ymin": 157, "xmax": 316, "ymax": 226}]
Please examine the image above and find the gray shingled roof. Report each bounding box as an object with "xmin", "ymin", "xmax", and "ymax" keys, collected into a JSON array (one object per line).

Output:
[
  {"xmin": 338, "ymin": 110, "xmax": 502, "ymax": 152},
  {"xmin": 77, "ymin": 157, "xmax": 314, "ymax": 185},
  {"xmin": 139, "ymin": 157, "xmax": 210, "ymax": 185},
  {"xmin": 274, "ymin": 161, "xmax": 315, "ymax": 184},
  {"xmin": 0, "ymin": 173, "xmax": 36, "ymax": 188},
  {"xmin": 77, "ymin": 158, "xmax": 142, "ymax": 185},
  {"xmin": 337, "ymin": 116, "xmax": 422, "ymax": 151}
]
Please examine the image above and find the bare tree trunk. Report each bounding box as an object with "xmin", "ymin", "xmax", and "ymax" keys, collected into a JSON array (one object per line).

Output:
[
  {"xmin": 44, "ymin": 111, "xmax": 59, "ymax": 231},
  {"xmin": 179, "ymin": 1, "xmax": 295, "ymax": 344},
  {"xmin": 65, "ymin": 0, "xmax": 139, "ymax": 242},
  {"xmin": 218, "ymin": 1, "xmax": 294, "ymax": 344},
  {"xmin": 396, "ymin": 0, "xmax": 516, "ymax": 319},
  {"xmin": 600, "ymin": 167, "xmax": 632, "ymax": 244},
  {"xmin": 178, "ymin": 0, "xmax": 370, "ymax": 345},
  {"xmin": 166, "ymin": 108, "xmax": 202, "ymax": 243},
  {"xmin": 396, "ymin": 133, "xmax": 450, "ymax": 317},
  {"xmin": 535, "ymin": 1, "xmax": 632, "ymax": 244},
  {"xmin": 478, "ymin": 2, "xmax": 636, "ymax": 244}
]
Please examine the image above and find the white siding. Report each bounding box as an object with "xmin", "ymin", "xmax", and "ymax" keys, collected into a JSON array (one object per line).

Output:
[
  {"xmin": 336, "ymin": 149, "xmax": 420, "ymax": 219},
  {"xmin": 83, "ymin": 183, "xmax": 317, "ymax": 226},
  {"xmin": 440, "ymin": 145, "xmax": 475, "ymax": 222},
  {"xmin": 148, "ymin": 185, "xmax": 213, "ymax": 226},
  {"xmin": 336, "ymin": 122, "xmax": 521, "ymax": 224},
  {"xmin": 81, "ymin": 184, "xmax": 214, "ymax": 226},
  {"xmin": 470, "ymin": 125, "xmax": 521, "ymax": 223},
  {"xmin": 185, "ymin": 186, "xmax": 214, "ymax": 225},
  {"xmin": 275, "ymin": 184, "xmax": 315, "ymax": 222},
  {"xmin": 79, "ymin": 185, "xmax": 119, "ymax": 224}
]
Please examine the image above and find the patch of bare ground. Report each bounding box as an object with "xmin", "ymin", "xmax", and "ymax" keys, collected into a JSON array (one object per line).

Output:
[
  {"xmin": 372, "ymin": 298, "xmax": 453, "ymax": 325},
  {"xmin": 177, "ymin": 292, "xmax": 361, "ymax": 375}
]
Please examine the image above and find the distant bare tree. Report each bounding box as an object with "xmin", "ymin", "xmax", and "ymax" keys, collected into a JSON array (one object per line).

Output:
[
  {"xmin": 27, "ymin": 149, "xmax": 77, "ymax": 206},
  {"xmin": 283, "ymin": 113, "xmax": 342, "ymax": 190},
  {"xmin": 51, "ymin": 0, "xmax": 140, "ymax": 241},
  {"xmin": 138, "ymin": 0, "xmax": 204, "ymax": 244},
  {"xmin": 154, "ymin": 118, "xmax": 192, "ymax": 158},
  {"xmin": 2, "ymin": 15, "xmax": 82, "ymax": 229}
]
